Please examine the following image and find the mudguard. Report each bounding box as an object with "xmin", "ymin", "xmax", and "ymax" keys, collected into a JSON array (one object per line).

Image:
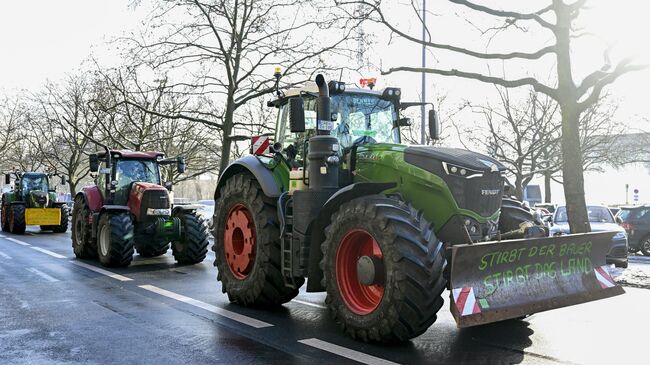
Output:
[
  {"xmin": 448, "ymin": 231, "xmax": 625, "ymax": 327},
  {"xmin": 306, "ymin": 182, "xmax": 396, "ymax": 292},
  {"xmin": 215, "ymin": 155, "xmax": 282, "ymax": 200},
  {"xmin": 78, "ymin": 186, "xmax": 103, "ymax": 212}
]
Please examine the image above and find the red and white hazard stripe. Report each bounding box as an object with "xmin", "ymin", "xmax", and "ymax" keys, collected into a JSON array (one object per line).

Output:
[
  {"xmin": 452, "ymin": 287, "xmax": 481, "ymax": 316},
  {"xmin": 251, "ymin": 135, "xmax": 270, "ymax": 155},
  {"xmin": 594, "ymin": 265, "xmax": 616, "ymax": 289}
]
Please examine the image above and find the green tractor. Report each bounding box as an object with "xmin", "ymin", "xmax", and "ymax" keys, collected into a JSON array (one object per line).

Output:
[
  {"xmin": 212, "ymin": 74, "xmax": 623, "ymax": 342},
  {"xmin": 1, "ymin": 171, "xmax": 69, "ymax": 234}
]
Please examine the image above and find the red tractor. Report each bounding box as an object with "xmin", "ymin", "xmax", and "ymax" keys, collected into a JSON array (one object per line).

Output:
[{"xmin": 71, "ymin": 147, "xmax": 209, "ymax": 267}]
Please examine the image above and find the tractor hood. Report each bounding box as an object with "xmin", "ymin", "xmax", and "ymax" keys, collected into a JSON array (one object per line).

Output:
[
  {"xmin": 28, "ymin": 191, "xmax": 49, "ymax": 208},
  {"xmin": 404, "ymin": 146, "xmax": 506, "ymax": 174},
  {"xmin": 404, "ymin": 146, "xmax": 506, "ymax": 217}
]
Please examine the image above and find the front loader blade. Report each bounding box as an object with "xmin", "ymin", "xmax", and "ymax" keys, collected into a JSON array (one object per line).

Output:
[{"xmin": 448, "ymin": 231, "xmax": 625, "ymax": 328}]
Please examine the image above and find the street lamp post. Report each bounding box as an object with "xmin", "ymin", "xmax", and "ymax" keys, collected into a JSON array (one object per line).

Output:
[{"xmin": 420, "ymin": 0, "xmax": 426, "ymax": 145}]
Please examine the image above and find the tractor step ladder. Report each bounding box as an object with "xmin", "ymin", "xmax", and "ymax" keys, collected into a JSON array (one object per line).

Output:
[{"xmin": 281, "ymin": 198, "xmax": 298, "ymax": 289}]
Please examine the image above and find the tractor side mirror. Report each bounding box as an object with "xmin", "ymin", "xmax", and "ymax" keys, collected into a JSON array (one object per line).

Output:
[
  {"xmin": 428, "ymin": 108, "xmax": 440, "ymax": 141},
  {"xmin": 89, "ymin": 155, "xmax": 99, "ymax": 173},
  {"xmin": 177, "ymin": 157, "xmax": 186, "ymax": 174},
  {"xmin": 164, "ymin": 181, "xmax": 173, "ymax": 191},
  {"xmin": 289, "ymin": 97, "xmax": 305, "ymax": 133},
  {"xmin": 4, "ymin": 174, "xmax": 9, "ymax": 185},
  {"xmin": 60, "ymin": 175, "xmax": 67, "ymax": 185}
]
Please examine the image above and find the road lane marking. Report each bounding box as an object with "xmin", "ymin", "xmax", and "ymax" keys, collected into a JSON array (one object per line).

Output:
[
  {"xmin": 25, "ymin": 232, "xmax": 35, "ymax": 236},
  {"xmin": 0, "ymin": 234, "xmax": 5, "ymax": 238},
  {"xmin": 26, "ymin": 267, "xmax": 59, "ymax": 282},
  {"xmin": 4, "ymin": 237, "xmax": 30, "ymax": 246},
  {"xmin": 0, "ymin": 251, "xmax": 11, "ymax": 259},
  {"xmin": 70, "ymin": 261, "xmax": 133, "ymax": 281},
  {"xmin": 31, "ymin": 247, "xmax": 66, "ymax": 259},
  {"xmin": 298, "ymin": 338, "xmax": 400, "ymax": 365},
  {"xmin": 292, "ymin": 299, "xmax": 327, "ymax": 309},
  {"xmin": 139, "ymin": 284, "xmax": 272, "ymax": 329}
]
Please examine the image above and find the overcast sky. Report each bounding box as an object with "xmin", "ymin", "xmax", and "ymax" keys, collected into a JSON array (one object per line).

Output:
[{"xmin": 1, "ymin": 0, "xmax": 648, "ymax": 204}]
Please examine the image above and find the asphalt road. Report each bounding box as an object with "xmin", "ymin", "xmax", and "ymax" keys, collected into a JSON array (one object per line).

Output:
[{"xmin": 1, "ymin": 228, "xmax": 647, "ymax": 365}]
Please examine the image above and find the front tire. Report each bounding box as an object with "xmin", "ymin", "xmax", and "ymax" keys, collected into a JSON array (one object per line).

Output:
[
  {"xmin": 9, "ymin": 204, "xmax": 26, "ymax": 234},
  {"xmin": 1, "ymin": 196, "xmax": 9, "ymax": 232},
  {"xmin": 97, "ymin": 213, "xmax": 134, "ymax": 267},
  {"xmin": 321, "ymin": 195, "xmax": 447, "ymax": 342},
  {"xmin": 172, "ymin": 210, "xmax": 209, "ymax": 264},
  {"xmin": 213, "ymin": 174, "xmax": 303, "ymax": 306},
  {"xmin": 52, "ymin": 205, "xmax": 69, "ymax": 233}
]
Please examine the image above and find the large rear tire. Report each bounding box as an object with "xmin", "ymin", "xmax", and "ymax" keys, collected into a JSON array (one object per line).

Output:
[
  {"xmin": 71, "ymin": 197, "xmax": 96, "ymax": 259},
  {"xmin": 213, "ymin": 174, "xmax": 303, "ymax": 306},
  {"xmin": 9, "ymin": 204, "xmax": 26, "ymax": 234},
  {"xmin": 172, "ymin": 210, "xmax": 209, "ymax": 264},
  {"xmin": 52, "ymin": 204, "xmax": 69, "ymax": 233},
  {"xmin": 97, "ymin": 213, "xmax": 134, "ymax": 267},
  {"xmin": 1, "ymin": 196, "xmax": 9, "ymax": 232},
  {"xmin": 321, "ymin": 195, "xmax": 447, "ymax": 342}
]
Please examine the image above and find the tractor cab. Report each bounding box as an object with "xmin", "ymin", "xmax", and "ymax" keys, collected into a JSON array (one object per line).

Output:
[
  {"xmin": 90, "ymin": 150, "xmax": 184, "ymax": 206},
  {"xmin": 269, "ymin": 79, "xmax": 438, "ymax": 168},
  {"xmin": 92, "ymin": 150, "xmax": 166, "ymax": 205}
]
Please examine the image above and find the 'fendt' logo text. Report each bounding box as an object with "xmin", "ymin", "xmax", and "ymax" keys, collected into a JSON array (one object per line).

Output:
[{"xmin": 481, "ymin": 189, "xmax": 500, "ymax": 196}]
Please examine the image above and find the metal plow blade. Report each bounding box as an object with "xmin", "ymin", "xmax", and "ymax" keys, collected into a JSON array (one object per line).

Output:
[{"xmin": 448, "ymin": 231, "xmax": 625, "ymax": 327}]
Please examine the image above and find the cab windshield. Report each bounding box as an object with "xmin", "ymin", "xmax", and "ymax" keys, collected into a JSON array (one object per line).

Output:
[
  {"xmin": 114, "ymin": 159, "xmax": 160, "ymax": 204},
  {"xmin": 331, "ymin": 94, "xmax": 398, "ymax": 148},
  {"xmin": 21, "ymin": 175, "xmax": 49, "ymax": 193},
  {"xmin": 277, "ymin": 93, "xmax": 398, "ymax": 152}
]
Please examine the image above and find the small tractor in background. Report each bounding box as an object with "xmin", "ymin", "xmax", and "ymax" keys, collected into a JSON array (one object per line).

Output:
[
  {"xmin": 211, "ymin": 74, "xmax": 624, "ymax": 342},
  {"xmin": 71, "ymin": 147, "xmax": 209, "ymax": 267},
  {"xmin": 1, "ymin": 171, "xmax": 69, "ymax": 234}
]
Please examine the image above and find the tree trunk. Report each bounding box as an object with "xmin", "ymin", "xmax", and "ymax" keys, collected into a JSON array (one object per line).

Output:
[
  {"xmin": 555, "ymin": 0, "xmax": 590, "ymax": 233},
  {"xmin": 544, "ymin": 170, "xmax": 552, "ymax": 203},
  {"xmin": 514, "ymin": 177, "xmax": 524, "ymax": 201},
  {"xmin": 218, "ymin": 95, "xmax": 235, "ymax": 174},
  {"xmin": 560, "ymin": 105, "xmax": 590, "ymax": 233},
  {"xmin": 69, "ymin": 180, "xmax": 77, "ymax": 197}
]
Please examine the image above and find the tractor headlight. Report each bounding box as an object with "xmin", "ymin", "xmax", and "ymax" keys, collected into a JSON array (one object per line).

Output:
[
  {"xmin": 441, "ymin": 162, "xmax": 483, "ymax": 179},
  {"xmin": 613, "ymin": 231, "xmax": 627, "ymax": 240},
  {"xmin": 147, "ymin": 208, "xmax": 171, "ymax": 216}
]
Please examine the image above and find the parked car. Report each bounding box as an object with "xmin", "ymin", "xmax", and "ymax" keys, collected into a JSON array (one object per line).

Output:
[
  {"xmin": 196, "ymin": 199, "xmax": 215, "ymax": 232},
  {"xmin": 618, "ymin": 205, "xmax": 650, "ymax": 255},
  {"xmin": 549, "ymin": 204, "xmax": 628, "ymax": 268}
]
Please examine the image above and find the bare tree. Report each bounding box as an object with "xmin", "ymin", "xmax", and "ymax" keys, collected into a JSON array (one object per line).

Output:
[
  {"xmin": 0, "ymin": 95, "xmax": 24, "ymax": 171},
  {"xmin": 348, "ymin": 0, "xmax": 648, "ymax": 232},
  {"xmin": 88, "ymin": 67, "xmax": 222, "ymax": 183},
  {"xmin": 27, "ymin": 74, "xmax": 100, "ymax": 196},
  {"xmin": 459, "ymin": 86, "xmax": 625, "ymax": 202},
  {"xmin": 125, "ymin": 0, "xmax": 358, "ymax": 173},
  {"xmin": 457, "ymin": 87, "xmax": 560, "ymax": 200}
]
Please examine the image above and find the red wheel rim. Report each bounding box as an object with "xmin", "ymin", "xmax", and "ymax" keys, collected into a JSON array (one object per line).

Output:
[
  {"xmin": 335, "ymin": 229, "xmax": 384, "ymax": 315},
  {"xmin": 224, "ymin": 203, "xmax": 256, "ymax": 279}
]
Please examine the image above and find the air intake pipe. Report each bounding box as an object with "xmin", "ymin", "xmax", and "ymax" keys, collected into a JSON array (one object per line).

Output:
[
  {"xmin": 315, "ymin": 74, "xmax": 330, "ymax": 136},
  {"xmin": 307, "ymin": 74, "xmax": 338, "ymax": 190}
]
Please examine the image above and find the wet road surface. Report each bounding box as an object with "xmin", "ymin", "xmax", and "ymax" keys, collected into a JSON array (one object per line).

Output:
[{"xmin": 0, "ymin": 228, "xmax": 647, "ymax": 364}]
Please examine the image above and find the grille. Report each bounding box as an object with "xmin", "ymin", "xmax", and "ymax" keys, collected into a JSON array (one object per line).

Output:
[
  {"xmin": 442, "ymin": 172, "xmax": 504, "ymax": 217},
  {"xmin": 140, "ymin": 190, "xmax": 170, "ymax": 218}
]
